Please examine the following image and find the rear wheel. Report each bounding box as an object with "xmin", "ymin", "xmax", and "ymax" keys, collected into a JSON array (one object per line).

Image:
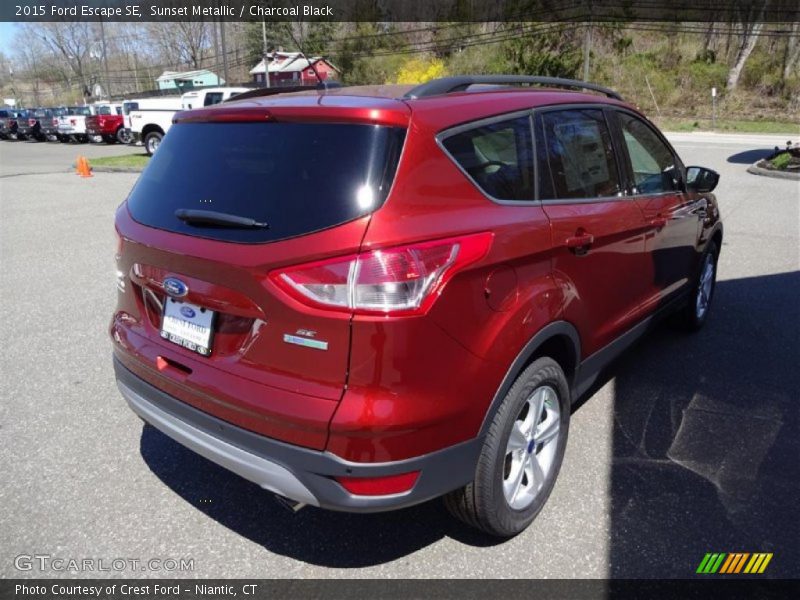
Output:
[
  {"xmin": 116, "ymin": 127, "xmax": 132, "ymax": 145},
  {"xmin": 444, "ymin": 357, "xmax": 570, "ymax": 537},
  {"xmin": 144, "ymin": 131, "xmax": 163, "ymax": 155}
]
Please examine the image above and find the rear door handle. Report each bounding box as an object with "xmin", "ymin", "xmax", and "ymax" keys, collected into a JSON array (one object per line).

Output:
[{"xmin": 565, "ymin": 231, "xmax": 594, "ymax": 255}]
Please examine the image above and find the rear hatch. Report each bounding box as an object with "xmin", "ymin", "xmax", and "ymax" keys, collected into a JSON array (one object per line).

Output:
[{"xmin": 114, "ymin": 108, "xmax": 407, "ymax": 449}]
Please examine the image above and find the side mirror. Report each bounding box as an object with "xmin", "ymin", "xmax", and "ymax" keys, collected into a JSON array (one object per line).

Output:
[{"xmin": 686, "ymin": 166, "xmax": 720, "ymax": 193}]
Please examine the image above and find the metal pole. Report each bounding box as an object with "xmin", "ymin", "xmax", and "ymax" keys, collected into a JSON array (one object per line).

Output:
[
  {"xmin": 711, "ymin": 87, "xmax": 717, "ymax": 131},
  {"xmin": 99, "ymin": 17, "xmax": 112, "ymax": 99}
]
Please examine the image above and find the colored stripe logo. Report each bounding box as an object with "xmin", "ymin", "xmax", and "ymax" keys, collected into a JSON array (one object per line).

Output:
[{"xmin": 696, "ymin": 552, "xmax": 773, "ymax": 574}]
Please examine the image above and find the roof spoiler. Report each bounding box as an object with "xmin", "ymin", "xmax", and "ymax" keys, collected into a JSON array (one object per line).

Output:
[
  {"xmin": 227, "ymin": 81, "xmax": 343, "ymax": 102},
  {"xmin": 403, "ymin": 76, "xmax": 623, "ymax": 101}
]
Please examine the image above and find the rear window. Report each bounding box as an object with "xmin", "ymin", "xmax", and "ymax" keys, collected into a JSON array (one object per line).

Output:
[
  {"xmin": 127, "ymin": 122, "xmax": 406, "ymax": 243},
  {"xmin": 539, "ymin": 109, "xmax": 622, "ymax": 200}
]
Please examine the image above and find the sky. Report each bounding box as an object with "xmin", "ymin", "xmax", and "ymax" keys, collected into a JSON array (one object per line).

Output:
[{"xmin": 0, "ymin": 21, "xmax": 19, "ymax": 56}]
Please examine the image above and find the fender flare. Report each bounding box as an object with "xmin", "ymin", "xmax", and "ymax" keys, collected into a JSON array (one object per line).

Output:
[{"xmin": 477, "ymin": 320, "xmax": 581, "ymax": 436}]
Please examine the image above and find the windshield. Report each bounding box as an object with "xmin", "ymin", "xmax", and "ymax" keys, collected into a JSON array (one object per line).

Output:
[{"xmin": 127, "ymin": 121, "xmax": 406, "ymax": 243}]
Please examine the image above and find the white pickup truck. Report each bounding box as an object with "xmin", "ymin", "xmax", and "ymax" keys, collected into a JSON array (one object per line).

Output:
[
  {"xmin": 124, "ymin": 96, "xmax": 183, "ymax": 155},
  {"xmin": 55, "ymin": 105, "xmax": 93, "ymax": 142},
  {"xmin": 125, "ymin": 88, "xmax": 250, "ymax": 155}
]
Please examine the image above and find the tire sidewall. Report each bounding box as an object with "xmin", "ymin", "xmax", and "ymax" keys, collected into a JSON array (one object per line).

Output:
[{"xmin": 479, "ymin": 358, "xmax": 571, "ymax": 536}]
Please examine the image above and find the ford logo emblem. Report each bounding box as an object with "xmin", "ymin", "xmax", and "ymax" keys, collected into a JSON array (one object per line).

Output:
[
  {"xmin": 163, "ymin": 277, "xmax": 188, "ymax": 298},
  {"xmin": 180, "ymin": 306, "xmax": 196, "ymax": 319}
]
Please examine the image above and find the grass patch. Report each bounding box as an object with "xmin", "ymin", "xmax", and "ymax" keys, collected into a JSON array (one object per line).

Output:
[
  {"xmin": 90, "ymin": 153, "xmax": 150, "ymax": 170},
  {"xmin": 657, "ymin": 117, "xmax": 800, "ymax": 134}
]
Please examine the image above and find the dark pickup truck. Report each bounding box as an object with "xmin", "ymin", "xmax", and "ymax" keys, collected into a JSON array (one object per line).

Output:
[
  {"xmin": 0, "ymin": 109, "xmax": 25, "ymax": 139},
  {"xmin": 40, "ymin": 107, "xmax": 67, "ymax": 141},
  {"xmin": 16, "ymin": 108, "xmax": 54, "ymax": 141}
]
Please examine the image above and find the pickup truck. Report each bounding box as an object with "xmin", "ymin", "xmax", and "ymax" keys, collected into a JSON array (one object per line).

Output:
[
  {"xmin": 86, "ymin": 104, "xmax": 129, "ymax": 144},
  {"xmin": 0, "ymin": 108, "xmax": 24, "ymax": 139},
  {"xmin": 16, "ymin": 108, "xmax": 56, "ymax": 141},
  {"xmin": 125, "ymin": 96, "xmax": 183, "ymax": 155},
  {"xmin": 40, "ymin": 107, "xmax": 67, "ymax": 141},
  {"xmin": 56, "ymin": 105, "xmax": 93, "ymax": 142},
  {"xmin": 127, "ymin": 88, "xmax": 249, "ymax": 155}
]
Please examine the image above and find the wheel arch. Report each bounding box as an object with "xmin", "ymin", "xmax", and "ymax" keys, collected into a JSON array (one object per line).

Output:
[
  {"xmin": 141, "ymin": 124, "xmax": 164, "ymax": 137},
  {"xmin": 478, "ymin": 321, "xmax": 581, "ymax": 436}
]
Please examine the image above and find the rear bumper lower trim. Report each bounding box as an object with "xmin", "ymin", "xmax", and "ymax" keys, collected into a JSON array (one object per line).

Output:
[
  {"xmin": 118, "ymin": 378, "xmax": 320, "ymax": 506},
  {"xmin": 113, "ymin": 355, "xmax": 483, "ymax": 512}
]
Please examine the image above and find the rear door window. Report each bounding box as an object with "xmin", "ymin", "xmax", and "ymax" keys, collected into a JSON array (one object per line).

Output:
[
  {"xmin": 539, "ymin": 109, "xmax": 622, "ymax": 200},
  {"xmin": 441, "ymin": 116, "xmax": 534, "ymax": 201},
  {"xmin": 127, "ymin": 122, "xmax": 405, "ymax": 244}
]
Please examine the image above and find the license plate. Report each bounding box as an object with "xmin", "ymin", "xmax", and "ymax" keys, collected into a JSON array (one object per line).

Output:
[{"xmin": 160, "ymin": 299, "xmax": 215, "ymax": 356}]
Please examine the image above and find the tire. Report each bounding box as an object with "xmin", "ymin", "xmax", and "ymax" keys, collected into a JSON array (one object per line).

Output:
[
  {"xmin": 116, "ymin": 127, "xmax": 132, "ymax": 145},
  {"xmin": 444, "ymin": 357, "xmax": 571, "ymax": 537},
  {"xmin": 144, "ymin": 131, "xmax": 163, "ymax": 156},
  {"xmin": 676, "ymin": 241, "xmax": 719, "ymax": 331}
]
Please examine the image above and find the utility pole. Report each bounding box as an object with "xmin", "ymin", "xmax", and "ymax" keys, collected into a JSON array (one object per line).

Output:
[
  {"xmin": 219, "ymin": 20, "xmax": 229, "ymax": 84},
  {"xmin": 261, "ymin": 19, "xmax": 271, "ymax": 88},
  {"xmin": 211, "ymin": 15, "xmax": 220, "ymax": 85},
  {"xmin": 99, "ymin": 17, "xmax": 112, "ymax": 99}
]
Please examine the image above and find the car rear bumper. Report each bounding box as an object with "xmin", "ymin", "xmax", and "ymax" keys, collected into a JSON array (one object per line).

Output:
[{"xmin": 114, "ymin": 356, "xmax": 482, "ymax": 512}]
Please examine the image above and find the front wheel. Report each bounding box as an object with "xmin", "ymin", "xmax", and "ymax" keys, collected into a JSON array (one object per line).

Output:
[
  {"xmin": 677, "ymin": 242, "xmax": 718, "ymax": 331},
  {"xmin": 444, "ymin": 357, "xmax": 571, "ymax": 537},
  {"xmin": 144, "ymin": 131, "xmax": 163, "ymax": 155}
]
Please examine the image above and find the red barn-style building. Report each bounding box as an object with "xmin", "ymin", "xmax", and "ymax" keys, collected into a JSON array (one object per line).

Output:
[{"xmin": 249, "ymin": 52, "xmax": 339, "ymax": 87}]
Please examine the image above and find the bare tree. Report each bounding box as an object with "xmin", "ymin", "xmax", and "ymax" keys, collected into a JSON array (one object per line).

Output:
[
  {"xmin": 726, "ymin": 1, "xmax": 769, "ymax": 90},
  {"xmin": 783, "ymin": 22, "xmax": 800, "ymax": 81},
  {"xmin": 35, "ymin": 22, "xmax": 100, "ymax": 97},
  {"xmin": 147, "ymin": 22, "xmax": 210, "ymax": 70}
]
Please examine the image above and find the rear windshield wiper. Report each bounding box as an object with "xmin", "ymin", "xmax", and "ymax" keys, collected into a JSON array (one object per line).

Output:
[{"xmin": 174, "ymin": 209, "xmax": 269, "ymax": 229}]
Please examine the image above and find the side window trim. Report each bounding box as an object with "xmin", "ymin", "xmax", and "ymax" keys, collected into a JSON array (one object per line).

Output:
[
  {"xmin": 533, "ymin": 104, "xmax": 629, "ymax": 205},
  {"xmin": 609, "ymin": 107, "xmax": 687, "ymax": 197},
  {"xmin": 436, "ymin": 109, "xmax": 540, "ymax": 206}
]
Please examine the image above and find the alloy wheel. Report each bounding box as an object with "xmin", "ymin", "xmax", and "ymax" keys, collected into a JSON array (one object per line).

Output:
[{"xmin": 502, "ymin": 385, "xmax": 561, "ymax": 510}]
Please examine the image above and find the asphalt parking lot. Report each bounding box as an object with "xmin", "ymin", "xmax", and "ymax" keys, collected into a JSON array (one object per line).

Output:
[{"xmin": 1, "ymin": 132, "xmax": 798, "ymax": 579}]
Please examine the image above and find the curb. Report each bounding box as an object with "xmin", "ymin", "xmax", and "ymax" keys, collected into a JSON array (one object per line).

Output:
[
  {"xmin": 70, "ymin": 163, "xmax": 144, "ymax": 173},
  {"xmin": 746, "ymin": 163, "xmax": 800, "ymax": 181},
  {"xmin": 91, "ymin": 165, "xmax": 145, "ymax": 173}
]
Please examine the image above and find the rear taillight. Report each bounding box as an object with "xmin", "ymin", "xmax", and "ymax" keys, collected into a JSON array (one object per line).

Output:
[
  {"xmin": 29, "ymin": 119, "xmax": 36, "ymax": 126},
  {"xmin": 52, "ymin": 118, "xmax": 58, "ymax": 126},
  {"xmin": 270, "ymin": 233, "xmax": 493, "ymax": 316},
  {"xmin": 70, "ymin": 118, "xmax": 77, "ymax": 125}
]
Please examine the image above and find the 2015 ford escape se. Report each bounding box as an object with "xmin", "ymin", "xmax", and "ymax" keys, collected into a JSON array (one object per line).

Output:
[{"xmin": 111, "ymin": 76, "xmax": 722, "ymax": 536}]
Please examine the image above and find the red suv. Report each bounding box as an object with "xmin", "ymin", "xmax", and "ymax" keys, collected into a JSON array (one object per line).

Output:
[{"xmin": 111, "ymin": 76, "xmax": 722, "ymax": 536}]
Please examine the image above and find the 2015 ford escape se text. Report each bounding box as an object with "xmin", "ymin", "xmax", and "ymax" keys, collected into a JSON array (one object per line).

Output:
[{"xmin": 111, "ymin": 76, "xmax": 722, "ymax": 537}]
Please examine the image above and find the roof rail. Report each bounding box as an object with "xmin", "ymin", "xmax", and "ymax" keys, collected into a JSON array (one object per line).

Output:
[{"xmin": 403, "ymin": 76, "xmax": 623, "ymax": 101}]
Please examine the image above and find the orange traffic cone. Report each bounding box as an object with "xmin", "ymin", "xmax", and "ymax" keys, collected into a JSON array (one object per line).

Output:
[{"xmin": 76, "ymin": 155, "xmax": 92, "ymax": 177}]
